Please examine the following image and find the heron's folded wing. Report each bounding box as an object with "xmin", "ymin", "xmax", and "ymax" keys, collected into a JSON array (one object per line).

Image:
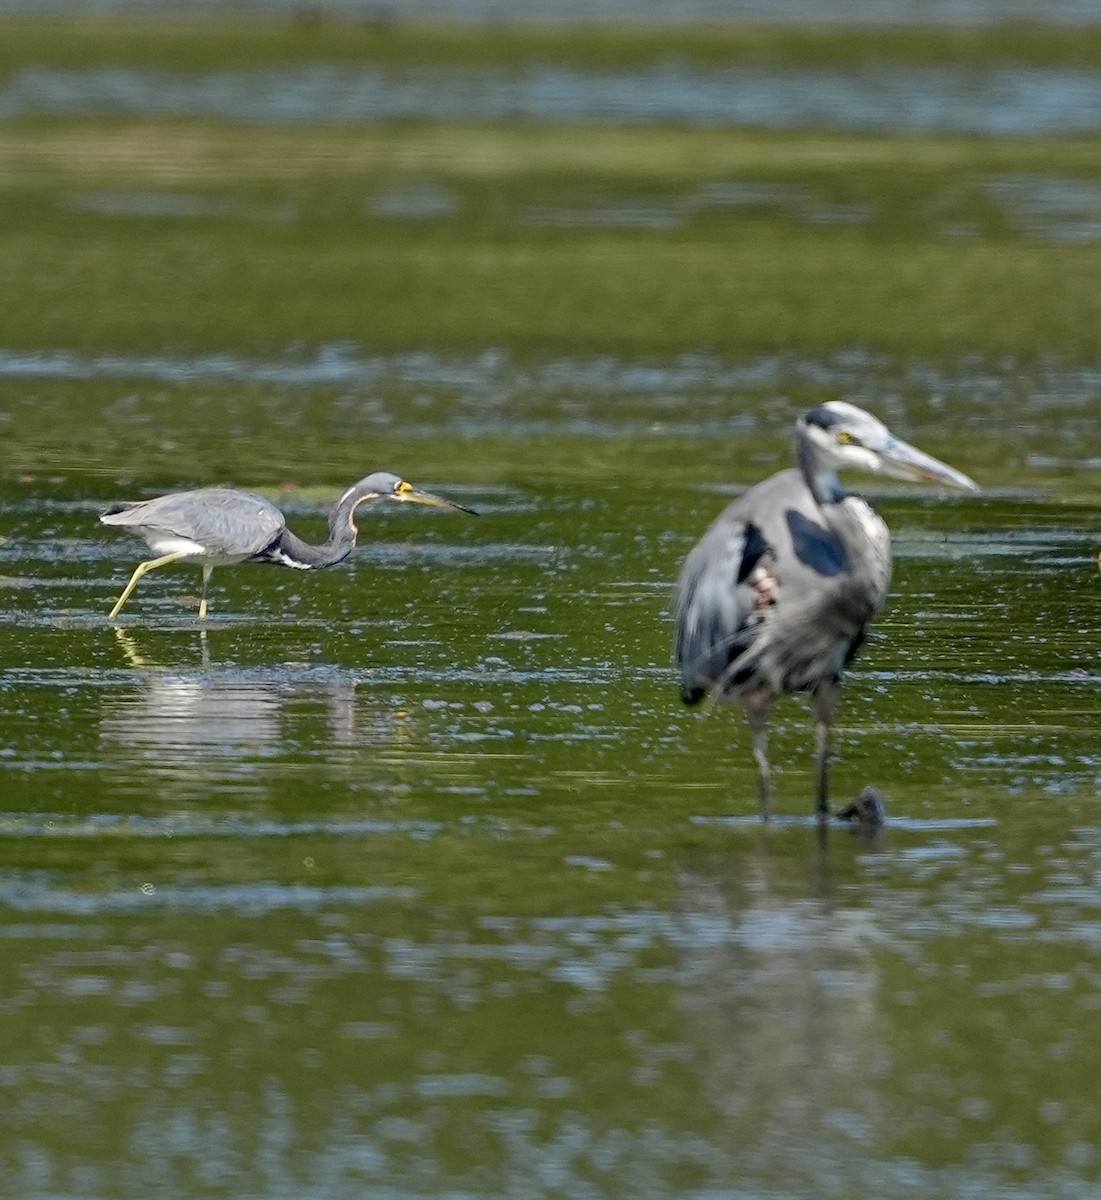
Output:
[
  {"xmin": 101, "ymin": 489, "xmax": 285, "ymax": 557},
  {"xmin": 674, "ymin": 509, "xmax": 771, "ymax": 703}
]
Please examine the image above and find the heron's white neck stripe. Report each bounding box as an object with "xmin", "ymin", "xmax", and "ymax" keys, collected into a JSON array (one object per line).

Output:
[
  {"xmin": 812, "ymin": 466, "xmax": 844, "ymax": 505},
  {"xmin": 265, "ymin": 546, "xmax": 314, "ymax": 570}
]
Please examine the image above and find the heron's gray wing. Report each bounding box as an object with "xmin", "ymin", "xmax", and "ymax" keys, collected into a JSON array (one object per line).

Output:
[
  {"xmin": 674, "ymin": 490, "xmax": 778, "ymax": 704},
  {"xmin": 101, "ymin": 488, "xmax": 285, "ymax": 557}
]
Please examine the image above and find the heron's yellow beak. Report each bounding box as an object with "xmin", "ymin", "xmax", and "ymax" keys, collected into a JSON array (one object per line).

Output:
[{"xmin": 395, "ymin": 481, "xmax": 478, "ymax": 515}]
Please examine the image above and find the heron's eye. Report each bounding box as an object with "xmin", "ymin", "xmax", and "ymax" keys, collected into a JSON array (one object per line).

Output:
[
  {"xmin": 396, "ymin": 480, "xmax": 414, "ymax": 495},
  {"xmin": 836, "ymin": 431, "xmax": 858, "ymax": 446}
]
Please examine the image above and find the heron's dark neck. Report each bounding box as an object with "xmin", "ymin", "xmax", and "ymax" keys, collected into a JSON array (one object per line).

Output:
[
  {"xmin": 798, "ymin": 439, "xmax": 845, "ymax": 506},
  {"xmin": 264, "ymin": 490, "xmax": 366, "ymax": 569},
  {"xmin": 269, "ymin": 528, "xmax": 354, "ymax": 569}
]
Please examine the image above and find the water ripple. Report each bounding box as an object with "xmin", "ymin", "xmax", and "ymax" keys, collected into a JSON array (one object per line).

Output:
[
  {"xmin": 2, "ymin": 0, "xmax": 1096, "ymax": 25},
  {"xmin": 4, "ymin": 63, "xmax": 1101, "ymax": 135},
  {"xmin": 0, "ymin": 878, "xmax": 416, "ymax": 916},
  {"xmin": 3, "ymin": 345, "xmax": 1101, "ymax": 407}
]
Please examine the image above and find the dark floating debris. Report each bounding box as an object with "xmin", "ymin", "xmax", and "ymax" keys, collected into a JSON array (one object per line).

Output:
[{"xmin": 835, "ymin": 786, "xmax": 887, "ymax": 829}]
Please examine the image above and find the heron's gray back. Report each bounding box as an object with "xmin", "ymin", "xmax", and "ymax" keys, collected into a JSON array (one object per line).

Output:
[
  {"xmin": 674, "ymin": 469, "xmax": 891, "ymax": 701},
  {"xmin": 101, "ymin": 488, "xmax": 285, "ymax": 558}
]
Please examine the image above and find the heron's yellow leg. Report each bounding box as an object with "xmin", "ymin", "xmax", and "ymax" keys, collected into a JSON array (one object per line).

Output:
[
  {"xmin": 198, "ymin": 565, "xmax": 214, "ymax": 621},
  {"xmin": 108, "ymin": 551, "xmax": 190, "ymax": 620}
]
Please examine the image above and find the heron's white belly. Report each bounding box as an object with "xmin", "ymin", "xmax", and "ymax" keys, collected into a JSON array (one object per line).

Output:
[{"xmin": 144, "ymin": 534, "xmax": 249, "ymax": 566}]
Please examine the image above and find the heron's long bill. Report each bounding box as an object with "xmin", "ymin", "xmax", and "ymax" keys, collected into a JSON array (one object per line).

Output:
[
  {"xmin": 879, "ymin": 437, "xmax": 979, "ymax": 492},
  {"xmin": 400, "ymin": 486, "xmax": 478, "ymax": 515}
]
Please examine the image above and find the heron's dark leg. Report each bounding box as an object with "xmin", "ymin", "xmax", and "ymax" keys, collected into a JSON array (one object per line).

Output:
[
  {"xmin": 108, "ymin": 551, "xmax": 190, "ymax": 620},
  {"xmin": 198, "ymin": 565, "xmax": 214, "ymax": 621},
  {"xmin": 812, "ymin": 679, "xmax": 839, "ymax": 818},
  {"xmin": 744, "ymin": 688, "xmax": 774, "ymax": 821},
  {"xmin": 813, "ymin": 722, "xmax": 830, "ymax": 818}
]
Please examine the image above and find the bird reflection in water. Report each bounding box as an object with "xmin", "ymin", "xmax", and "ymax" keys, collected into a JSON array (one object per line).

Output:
[
  {"xmin": 103, "ymin": 628, "xmax": 414, "ymax": 798},
  {"xmin": 674, "ymin": 835, "xmax": 884, "ymax": 1187}
]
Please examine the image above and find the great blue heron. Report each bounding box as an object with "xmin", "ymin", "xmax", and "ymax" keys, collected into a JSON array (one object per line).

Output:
[
  {"xmin": 674, "ymin": 401, "xmax": 978, "ymax": 821},
  {"xmin": 101, "ymin": 472, "xmax": 474, "ymax": 620}
]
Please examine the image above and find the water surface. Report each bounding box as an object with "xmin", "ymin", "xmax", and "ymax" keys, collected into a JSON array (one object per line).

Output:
[
  {"xmin": 0, "ymin": 368, "xmax": 1098, "ymax": 1196},
  {"xmin": 4, "ymin": 62, "xmax": 1101, "ymax": 135},
  {"xmin": 2, "ymin": 0, "xmax": 1099, "ymax": 25},
  {"xmin": 1, "ymin": 11, "xmax": 1100, "ymax": 1192}
]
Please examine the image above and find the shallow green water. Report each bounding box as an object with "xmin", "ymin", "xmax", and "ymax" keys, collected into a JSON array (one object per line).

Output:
[
  {"xmin": 1, "ymin": 14, "xmax": 1101, "ymax": 1200},
  {"xmin": 0, "ymin": 378, "xmax": 1099, "ymax": 1196}
]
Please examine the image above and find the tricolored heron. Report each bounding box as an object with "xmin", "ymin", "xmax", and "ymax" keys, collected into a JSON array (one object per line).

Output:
[{"xmin": 102, "ymin": 471, "xmax": 474, "ymax": 620}]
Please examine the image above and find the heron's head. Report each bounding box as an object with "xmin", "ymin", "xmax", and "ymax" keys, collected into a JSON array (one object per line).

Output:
[
  {"xmin": 344, "ymin": 472, "xmax": 477, "ymax": 516},
  {"xmin": 798, "ymin": 401, "xmax": 978, "ymax": 493}
]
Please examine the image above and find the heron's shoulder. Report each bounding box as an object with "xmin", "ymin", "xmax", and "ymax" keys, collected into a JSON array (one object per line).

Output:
[
  {"xmin": 699, "ymin": 469, "xmax": 810, "ymax": 536},
  {"xmin": 677, "ymin": 474, "xmax": 796, "ymax": 589},
  {"xmin": 737, "ymin": 468, "xmax": 810, "ymax": 506}
]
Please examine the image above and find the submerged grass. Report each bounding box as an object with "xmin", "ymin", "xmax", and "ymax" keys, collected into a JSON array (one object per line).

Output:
[
  {"xmin": 1, "ymin": 119, "xmax": 1101, "ymax": 360},
  {"xmin": 9, "ymin": 220, "xmax": 1101, "ymax": 360},
  {"xmin": 5, "ymin": 121, "xmax": 1101, "ymax": 183},
  {"xmin": 4, "ymin": 16, "xmax": 1101, "ymax": 72},
  {"xmin": 1, "ymin": 19, "xmax": 1101, "ymax": 362}
]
